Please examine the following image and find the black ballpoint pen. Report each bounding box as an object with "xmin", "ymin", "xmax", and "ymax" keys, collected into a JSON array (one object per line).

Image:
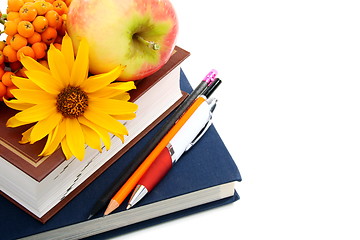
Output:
[{"xmin": 87, "ymin": 70, "xmax": 218, "ymax": 219}]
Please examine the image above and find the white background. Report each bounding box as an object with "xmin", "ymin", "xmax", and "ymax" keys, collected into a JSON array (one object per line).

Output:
[{"xmin": 2, "ymin": 1, "xmax": 360, "ymax": 239}]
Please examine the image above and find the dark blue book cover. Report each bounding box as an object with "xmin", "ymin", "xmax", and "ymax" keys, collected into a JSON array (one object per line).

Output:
[{"xmin": 0, "ymin": 70, "xmax": 241, "ymax": 240}]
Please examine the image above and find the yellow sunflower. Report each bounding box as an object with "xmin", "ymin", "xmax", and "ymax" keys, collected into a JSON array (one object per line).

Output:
[{"xmin": 4, "ymin": 34, "xmax": 138, "ymax": 160}]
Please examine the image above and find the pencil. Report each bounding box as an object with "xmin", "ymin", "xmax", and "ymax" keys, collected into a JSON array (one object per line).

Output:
[
  {"xmin": 104, "ymin": 96, "xmax": 207, "ymax": 215},
  {"xmin": 87, "ymin": 70, "xmax": 217, "ymax": 219}
]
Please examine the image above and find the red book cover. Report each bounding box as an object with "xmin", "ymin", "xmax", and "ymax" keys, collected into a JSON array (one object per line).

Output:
[{"xmin": 0, "ymin": 46, "xmax": 189, "ymax": 182}]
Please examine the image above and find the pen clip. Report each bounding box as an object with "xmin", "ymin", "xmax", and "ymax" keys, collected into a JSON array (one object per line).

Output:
[
  {"xmin": 185, "ymin": 98, "xmax": 217, "ymax": 151},
  {"xmin": 185, "ymin": 119, "xmax": 213, "ymax": 152}
]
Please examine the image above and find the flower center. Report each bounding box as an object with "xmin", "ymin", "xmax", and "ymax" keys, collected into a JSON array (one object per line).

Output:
[{"xmin": 56, "ymin": 86, "xmax": 89, "ymax": 118}]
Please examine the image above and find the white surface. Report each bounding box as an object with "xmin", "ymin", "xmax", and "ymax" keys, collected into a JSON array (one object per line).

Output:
[
  {"xmin": 1, "ymin": 1, "xmax": 360, "ymax": 239},
  {"xmin": 124, "ymin": 1, "xmax": 360, "ymax": 239}
]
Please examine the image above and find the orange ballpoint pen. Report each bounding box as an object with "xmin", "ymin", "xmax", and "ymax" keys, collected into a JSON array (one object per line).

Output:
[{"xmin": 104, "ymin": 96, "xmax": 207, "ymax": 216}]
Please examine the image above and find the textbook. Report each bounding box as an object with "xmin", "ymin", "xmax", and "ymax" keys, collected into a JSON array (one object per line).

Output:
[
  {"xmin": 0, "ymin": 46, "xmax": 190, "ymax": 223},
  {"xmin": 0, "ymin": 70, "xmax": 242, "ymax": 240}
]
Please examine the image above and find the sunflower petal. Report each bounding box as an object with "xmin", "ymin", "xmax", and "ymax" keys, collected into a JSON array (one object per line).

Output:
[
  {"xmin": 111, "ymin": 92, "xmax": 131, "ymax": 101},
  {"xmin": 89, "ymin": 90, "xmax": 131, "ymax": 101},
  {"xmin": 61, "ymin": 137, "xmax": 73, "ymax": 160},
  {"xmin": 78, "ymin": 116, "xmax": 111, "ymax": 150},
  {"xmin": 14, "ymin": 103, "xmax": 56, "ymax": 123},
  {"xmin": 40, "ymin": 120, "xmax": 66, "ymax": 156},
  {"xmin": 65, "ymin": 118, "xmax": 85, "ymax": 160},
  {"xmin": 88, "ymin": 88, "xmax": 126, "ymax": 99},
  {"xmin": 4, "ymin": 98, "xmax": 35, "ymax": 111},
  {"xmin": 108, "ymin": 81, "xmax": 136, "ymax": 92},
  {"xmin": 48, "ymin": 44, "xmax": 71, "ymax": 87},
  {"xmin": 87, "ymin": 82, "xmax": 135, "ymax": 99},
  {"xmin": 20, "ymin": 126, "xmax": 34, "ymax": 144},
  {"xmin": 39, "ymin": 127, "xmax": 54, "ymax": 156},
  {"xmin": 70, "ymin": 38, "xmax": 89, "ymax": 86},
  {"xmin": 25, "ymin": 70, "xmax": 62, "ymax": 94},
  {"xmin": 83, "ymin": 107, "xmax": 128, "ymax": 136},
  {"xmin": 80, "ymin": 65, "xmax": 126, "ymax": 93},
  {"xmin": 30, "ymin": 112, "xmax": 62, "ymax": 143},
  {"xmin": 82, "ymin": 125, "xmax": 102, "ymax": 152},
  {"xmin": 89, "ymin": 98, "xmax": 138, "ymax": 115},
  {"xmin": 6, "ymin": 116, "xmax": 32, "ymax": 128},
  {"xmin": 12, "ymin": 76, "xmax": 41, "ymax": 90},
  {"xmin": 112, "ymin": 132, "xmax": 125, "ymax": 143},
  {"xmin": 61, "ymin": 33, "xmax": 74, "ymax": 73},
  {"xmin": 20, "ymin": 55, "xmax": 51, "ymax": 74},
  {"xmin": 111, "ymin": 113, "xmax": 137, "ymax": 120},
  {"xmin": 11, "ymin": 89, "xmax": 55, "ymax": 105}
]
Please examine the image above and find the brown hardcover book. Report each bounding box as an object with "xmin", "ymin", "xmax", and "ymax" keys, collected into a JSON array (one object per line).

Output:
[{"xmin": 0, "ymin": 46, "xmax": 190, "ymax": 223}]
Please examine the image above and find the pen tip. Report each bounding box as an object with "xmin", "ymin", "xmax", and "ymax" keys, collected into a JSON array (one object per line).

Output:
[
  {"xmin": 126, "ymin": 204, "xmax": 132, "ymax": 210},
  {"xmin": 87, "ymin": 214, "xmax": 93, "ymax": 220}
]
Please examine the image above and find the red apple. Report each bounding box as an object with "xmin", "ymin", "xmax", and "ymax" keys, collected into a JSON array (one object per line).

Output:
[{"xmin": 67, "ymin": 0, "xmax": 178, "ymax": 81}]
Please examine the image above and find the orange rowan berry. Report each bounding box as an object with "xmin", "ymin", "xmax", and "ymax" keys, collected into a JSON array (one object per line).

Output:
[
  {"xmin": 4, "ymin": 21, "xmax": 18, "ymax": 36},
  {"xmin": 32, "ymin": 41, "xmax": 47, "ymax": 59},
  {"xmin": 62, "ymin": 12, "xmax": 67, "ymax": 20},
  {"xmin": 10, "ymin": 34, "xmax": 28, "ymax": 51},
  {"xmin": 8, "ymin": 0, "xmax": 25, "ymax": 12},
  {"xmin": 0, "ymin": 82, "xmax": 7, "ymax": 100},
  {"xmin": 16, "ymin": 67, "xmax": 28, "ymax": 78},
  {"xmin": 0, "ymin": 67, "xmax": 4, "ymax": 79},
  {"xmin": 45, "ymin": 0, "xmax": 55, "ymax": 3},
  {"xmin": 9, "ymin": 61, "xmax": 23, "ymax": 71},
  {"xmin": 57, "ymin": 14, "xmax": 67, "ymax": 36},
  {"xmin": 41, "ymin": 26, "xmax": 57, "ymax": 44},
  {"xmin": 0, "ymin": 51, "xmax": 4, "ymax": 65},
  {"xmin": 45, "ymin": 10, "xmax": 60, "ymax": 28},
  {"xmin": 33, "ymin": 15, "xmax": 49, "ymax": 32},
  {"xmin": 6, "ymin": 35, "xmax": 12, "ymax": 45},
  {"xmin": 65, "ymin": 0, "xmax": 72, "ymax": 7},
  {"xmin": 17, "ymin": 46, "xmax": 35, "ymax": 61},
  {"xmin": 17, "ymin": 20, "xmax": 35, "ymax": 38},
  {"xmin": 27, "ymin": 32, "xmax": 42, "ymax": 44},
  {"xmin": 2, "ymin": 72, "xmax": 16, "ymax": 87},
  {"xmin": 3, "ymin": 45, "xmax": 18, "ymax": 63},
  {"xmin": 54, "ymin": 43, "xmax": 61, "ymax": 50},
  {"xmin": 6, "ymin": 85, "xmax": 17, "ymax": 99},
  {"xmin": 34, "ymin": 1, "xmax": 53, "ymax": 16},
  {"xmin": 0, "ymin": 41, "xmax": 6, "ymax": 51},
  {"xmin": 53, "ymin": 0, "xmax": 68, "ymax": 15},
  {"xmin": 54, "ymin": 35, "xmax": 62, "ymax": 43},
  {"xmin": 23, "ymin": 1, "xmax": 35, "ymax": 7},
  {"xmin": 38, "ymin": 59, "xmax": 49, "ymax": 69},
  {"xmin": 7, "ymin": 11, "xmax": 20, "ymax": 21},
  {"xmin": 56, "ymin": 16, "xmax": 63, "ymax": 31},
  {"xmin": 19, "ymin": 5, "xmax": 38, "ymax": 22}
]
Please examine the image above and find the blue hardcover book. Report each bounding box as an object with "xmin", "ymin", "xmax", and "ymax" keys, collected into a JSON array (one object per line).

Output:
[{"xmin": 0, "ymin": 70, "xmax": 242, "ymax": 240}]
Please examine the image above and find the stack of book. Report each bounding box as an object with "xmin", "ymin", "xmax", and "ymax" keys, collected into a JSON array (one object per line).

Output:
[{"xmin": 0, "ymin": 47, "xmax": 242, "ymax": 240}]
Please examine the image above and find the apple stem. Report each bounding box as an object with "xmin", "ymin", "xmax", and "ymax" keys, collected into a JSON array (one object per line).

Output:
[{"xmin": 135, "ymin": 34, "xmax": 160, "ymax": 50}]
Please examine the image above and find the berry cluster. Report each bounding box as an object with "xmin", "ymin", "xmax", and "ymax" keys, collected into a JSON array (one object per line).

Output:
[{"xmin": 0, "ymin": 0, "xmax": 71, "ymax": 101}]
